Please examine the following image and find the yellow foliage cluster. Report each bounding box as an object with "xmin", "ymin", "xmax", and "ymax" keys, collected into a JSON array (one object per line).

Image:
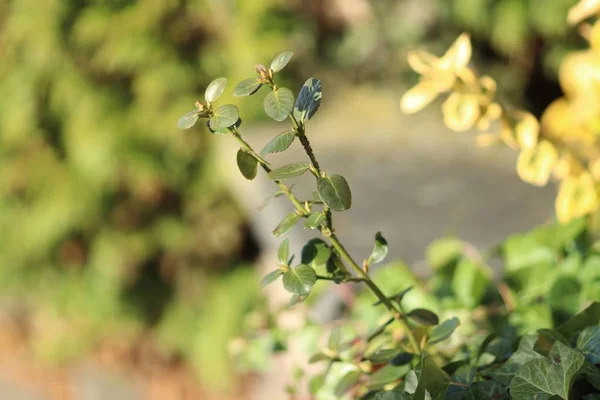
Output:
[{"xmin": 401, "ymin": 0, "xmax": 600, "ymax": 225}]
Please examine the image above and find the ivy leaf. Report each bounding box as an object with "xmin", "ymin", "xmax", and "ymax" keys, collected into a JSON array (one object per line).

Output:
[
  {"xmin": 209, "ymin": 104, "xmax": 239, "ymax": 130},
  {"xmin": 428, "ymin": 317, "xmax": 460, "ymax": 345},
  {"xmin": 261, "ymin": 269, "xmax": 283, "ymax": 288},
  {"xmin": 236, "ymin": 149, "xmax": 258, "ymax": 180},
  {"xmin": 260, "ymin": 130, "xmax": 296, "ymax": 156},
  {"xmin": 264, "ymin": 88, "xmax": 295, "ymax": 122},
  {"xmin": 407, "ymin": 309, "xmax": 440, "ymax": 326},
  {"xmin": 301, "ymin": 239, "xmax": 332, "ymax": 268},
  {"xmin": 558, "ymin": 302, "xmax": 600, "ymax": 336},
  {"xmin": 577, "ymin": 326, "xmax": 600, "ymax": 364},
  {"xmin": 451, "ymin": 258, "xmax": 490, "ymax": 309},
  {"xmin": 278, "ymin": 239, "xmax": 290, "ymax": 265},
  {"xmin": 205, "ymin": 77, "xmax": 228, "ymax": 103},
  {"xmin": 413, "ymin": 357, "xmax": 451, "ymax": 400},
  {"xmin": 317, "ymin": 174, "xmax": 352, "ymax": 211},
  {"xmin": 273, "ymin": 212, "xmax": 301, "ymax": 237},
  {"xmin": 304, "ymin": 212, "xmax": 325, "ymax": 230},
  {"xmin": 233, "ymin": 78, "xmax": 262, "ymax": 97},
  {"xmin": 509, "ymin": 341, "xmax": 585, "ymax": 400},
  {"xmin": 282, "ymin": 264, "xmax": 317, "ymax": 296},
  {"xmin": 268, "ymin": 162, "xmax": 311, "ymax": 180},
  {"xmin": 368, "ymin": 232, "xmax": 389, "ymax": 265},
  {"xmin": 177, "ymin": 110, "xmax": 201, "ymax": 129},
  {"xmin": 294, "ymin": 77, "xmax": 323, "ymax": 122},
  {"xmin": 270, "ymin": 51, "xmax": 294, "ymax": 72}
]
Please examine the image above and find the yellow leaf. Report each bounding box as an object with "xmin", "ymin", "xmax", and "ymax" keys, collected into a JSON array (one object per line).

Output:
[
  {"xmin": 407, "ymin": 51, "xmax": 439, "ymax": 76},
  {"xmin": 514, "ymin": 112, "xmax": 539, "ymax": 150},
  {"xmin": 400, "ymin": 80, "xmax": 439, "ymax": 114},
  {"xmin": 442, "ymin": 93, "xmax": 480, "ymax": 132},
  {"xmin": 516, "ymin": 140, "xmax": 558, "ymax": 186},
  {"xmin": 439, "ymin": 33, "xmax": 472, "ymax": 72},
  {"xmin": 554, "ymin": 154, "xmax": 585, "ymax": 180},
  {"xmin": 556, "ymin": 172, "xmax": 598, "ymax": 223},
  {"xmin": 567, "ymin": 0, "xmax": 600, "ymax": 25}
]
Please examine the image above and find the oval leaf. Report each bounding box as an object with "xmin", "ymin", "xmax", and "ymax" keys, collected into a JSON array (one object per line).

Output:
[
  {"xmin": 278, "ymin": 238, "xmax": 290, "ymax": 265},
  {"xmin": 268, "ymin": 162, "xmax": 310, "ymax": 180},
  {"xmin": 270, "ymin": 51, "xmax": 294, "ymax": 72},
  {"xmin": 205, "ymin": 77, "xmax": 227, "ymax": 103},
  {"xmin": 260, "ymin": 130, "xmax": 296, "ymax": 156},
  {"xmin": 273, "ymin": 212, "xmax": 301, "ymax": 237},
  {"xmin": 234, "ymin": 78, "xmax": 262, "ymax": 97},
  {"xmin": 282, "ymin": 264, "xmax": 317, "ymax": 295},
  {"xmin": 304, "ymin": 212, "xmax": 325, "ymax": 230},
  {"xmin": 368, "ymin": 232, "xmax": 389, "ymax": 265},
  {"xmin": 264, "ymin": 88, "xmax": 295, "ymax": 122},
  {"xmin": 261, "ymin": 269, "xmax": 283, "ymax": 288},
  {"xmin": 407, "ymin": 309, "xmax": 439, "ymax": 326},
  {"xmin": 236, "ymin": 149, "xmax": 258, "ymax": 180},
  {"xmin": 428, "ymin": 317, "xmax": 460, "ymax": 345},
  {"xmin": 209, "ymin": 104, "xmax": 239, "ymax": 130},
  {"xmin": 294, "ymin": 77, "xmax": 322, "ymax": 122},
  {"xmin": 177, "ymin": 110, "xmax": 200, "ymax": 129},
  {"xmin": 317, "ymin": 174, "xmax": 352, "ymax": 211},
  {"xmin": 301, "ymin": 239, "xmax": 332, "ymax": 268}
]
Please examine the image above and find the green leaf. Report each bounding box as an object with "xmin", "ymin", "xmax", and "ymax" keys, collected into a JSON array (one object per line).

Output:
[
  {"xmin": 374, "ymin": 392, "xmax": 412, "ymax": 400},
  {"xmin": 304, "ymin": 212, "xmax": 325, "ymax": 230},
  {"xmin": 413, "ymin": 357, "xmax": 451, "ymax": 400},
  {"xmin": 273, "ymin": 212, "xmax": 301, "ymax": 237},
  {"xmin": 268, "ymin": 162, "xmax": 311, "ymax": 180},
  {"xmin": 209, "ymin": 104, "xmax": 239, "ymax": 130},
  {"xmin": 408, "ymin": 309, "xmax": 439, "ymax": 326},
  {"xmin": 282, "ymin": 264, "xmax": 317, "ymax": 296},
  {"xmin": 328, "ymin": 326, "xmax": 342, "ymax": 351},
  {"xmin": 558, "ymin": 302, "xmax": 600, "ymax": 336},
  {"xmin": 260, "ymin": 130, "xmax": 296, "ymax": 157},
  {"xmin": 428, "ymin": 317, "xmax": 460, "ymax": 345},
  {"xmin": 308, "ymin": 351, "xmax": 331, "ymax": 363},
  {"xmin": 261, "ymin": 269, "xmax": 283, "ymax": 288},
  {"xmin": 264, "ymin": 88, "xmax": 295, "ymax": 122},
  {"xmin": 205, "ymin": 77, "xmax": 228, "ymax": 103},
  {"xmin": 367, "ymin": 364, "xmax": 410, "ymax": 390},
  {"xmin": 301, "ymin": 239, "xmax": 332, "ymax": 268},
  {"xmin": 334, "ymin": 369, "xmax": 361, "ymax": 397},
  {"xmin": 372, "ymin": 286, "xmax": 414, "ymax": 306},
  {"xmin": 488, "ymin": 335, "xmax": 544, "ymax": 386},
  {"xmin": 287, "ymin": 294, "xmax": 306, "ymax": 308},
  {"xmin": 534, "ymin": 329, "xmax": 570, "ymax": 357},
  {"xmin": 236, "ymin": 149, "xmax": 258, "ymax": 180},
  {"xmin": 577, "ymin": 326, "xmax": 600, "ymax": 365},
  {"xmin": 233, "ymin": 78, "xmax": 262, "ymax": 97},
  {"xmin": 294, "ymin": 77, "xmax": 322, "ymax": 122},
  {"xmin": 270, "ymin": 51, "xmax": 294, "ymax": 72},
  {"xmin": 549, "ymin": 277, "xmax": 582, "ymax": 315},
  {"xmin": 509, "ymin": 341, "xmax": 585, "ymax": 400},
  {"xmin": 177, "ymin": 110, "xmax": 201, "ymax": 129},
  {"xmin": 426, "ymin": 237, "xmax": 463, "ymax": 271},
  {"xmin": 368, "ymin": 349, "xmax": 400, "ymax": 364},
  {"xmin": 317, "ymin": 174, "xmax": 352, "ymax": 212},
  {"xmin": 278, "ymin": 239, "xmax": 290, "ymax": 265},
  {"xmin": 451, "ymin": 258, "xmax": 490, "ymax": 308},
  {"xmin": 368, "ymin": 232, "xmax": 389, "ymax": 265}
]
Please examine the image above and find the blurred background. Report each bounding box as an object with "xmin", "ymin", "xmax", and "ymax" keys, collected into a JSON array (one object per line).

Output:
[{"xmin": 0, "ymin": 0, "xmax": 585, "ymax": 399}]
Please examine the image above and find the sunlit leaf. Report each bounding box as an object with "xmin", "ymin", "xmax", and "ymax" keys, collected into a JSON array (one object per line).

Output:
[
  {"xmin": 278, "ymin": 239, "xmax": 290, "ymax": 265},
  {"xmin": 261, "ymin": 269, "xmax": 283, "ymax": 288},
  {"xmin": 428, "ymin": 317, "xmax": 460, "ymax": 345},
  {"xmin": 516, "ymin": 140, "xmax": 558, "ymax": 186},
  {"xmin": 270, "ymin": 51, "xmax": 294, "ymax": 72},
  {"xmin": 233, "ymin": 78, "xmax": 262, "ymax": 97},
  {"xmin": 209, "ymin": 104, "xmax": 240, "ymax": 130},
  {"xmin": 282, "ymin": 264, "xmax": 317, "ymax": 295},
  {"xmin": 205, "ymin": 77, "xmax": 227, "ymax": 103},
  {"xmin": 177, "ymin": 110, "xmax": 200, "ymax": 129},
  {"xmin": 400, "ymin": 80, "xmax": 439, "ymax": 114},
  {"xmin": 260, "ymin": 130, "xmax": 296, "ymax": 156},
  {"xmin": 268, "ymin": 162, "xmax": 311, "ymax": 180},
  {"xmin": 317, "ymin": 174, "xmax": 352, "ymax": 211},
  {"xmin": 264, "ymin": 88, "xmax": 294, "ymax": 122},
  {"xmin": 294, "ymin": 78, "xmax": 322, "ymax": 121},
  {"xmin": 304, "ymin": 212, "xmax": 325, "ymax": 230},
  {"xmin": 273, "ymin": 212, "xmax": 301, "ymax": 237},
  {"xmin": 368, "ymin": 232, "xmax": 389, "ymax": 265}
]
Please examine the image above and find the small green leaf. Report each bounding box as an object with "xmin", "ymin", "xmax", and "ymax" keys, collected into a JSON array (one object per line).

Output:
[
  {"xmin": 177, "ymin": 110, "xmax": 200, "ymax": 129},
  {"xmin": 270, "ymin": 51, "xmax": 294, "ymax": 72},
  {"xmin": 233, "ymin": 78, "xmax": 262, "ymax": 97},
  {"xmin": 260, "ymin": 130, "xmax": 296, "ymax": 156},
  {"xmin": 288, "ymin": 294, "xmax": 306, "ymax": 308},
  {"xmin": 261, "ymin": 269, "xmax": 283, "ymax": 288},
  {"xmin": 413, "ymin": 357, "xmax": 451, "ymax": 400},
  {"xmin": 408, "ymin": 309, "xmax": 440, "ymax": 326},
  {"xmin": 205, "ymin": 77, "xmax": 228, "ymax": 103},
  {"xmin": 236, "ymin": 149, "xmax": 258, "ymax": 180},
  {"xmin": 268, "ymin": 162, "xmax": 311, "ymax": 180},
  {"xmin": 282, "ymin": 264, "xmax": 317, "ymax": 295},
  {"xmin": 368, "ymin": 232, "xmax": 389, "ymax": 265},
  {"xmin": 294, "ymin": 77, "xmax": 323, "ymax": 122},
  {"xmin": 372, "ymin": 286, "xmax": 413, "ymax": 306},
  {"xmin": 301, "ymin": 239, "xmax": 332, "ymax": 268},
  {"xmin": 549, "ymin": 277, "xmax": 582, "ymax": 315},
  {"xmin": 334, "ymin": 370, "xmax": 361, "ymax": 397},
  {"xmin": 577, "ymin": 326, "xmax": 600, "ymax": 364},
  {"xmin": 273, "ymin": 212, "xmax": 301, "ymax": 237},
  {"xmin": 309, "ymin": 351, "xmax": 331, "ymax": 363},
  {"xmin": 367, "ymin": 364, "xmax": 410, "ymax": 390},
  {"xmin": 451, "ymin": 257, "xmax": 490, "ymax": 308},
  {"xmin": 304, "ymin": 212, "xmax": 325, "ymax": 229},
  {"xmin": 264, "ymin": 87, "xmax": 295, "ymax": 122},
  {"xmin": 209, "ymin": 104, "xmax": 239, "ymax": 130},
  {"xmin": 428, "ymin": 317, "xmax": 460, "ymax": 345},
  {"xmin": 278, "ymin": 239, "xmax": 290, "ymax": 265},
  {"xmin": 558, "ymin": 302, "xmax": 600, "ymax": 336},
  {"xmin": 509, "ymin": 341, "xmax": 585, "ymax": 400},
  {"xmin": 368, "ymin": 349, "xmax": 400, "ymax": 364},
  {"xmin": 317, "ymin": 174, "xmax": 352, "ymax": 211}
]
